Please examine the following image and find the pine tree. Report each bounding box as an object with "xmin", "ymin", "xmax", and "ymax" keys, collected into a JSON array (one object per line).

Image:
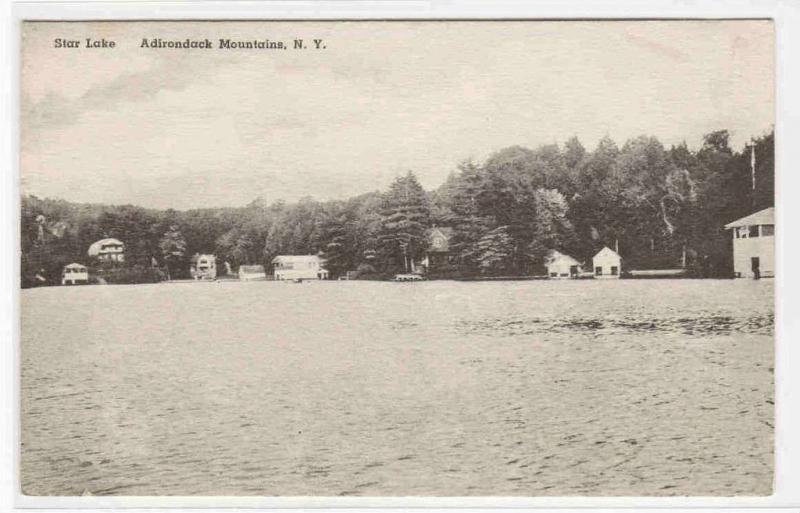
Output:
[
  {"xmin": 377, "ymin": 172, "xmax": 431, "ymax": 273},
  {"xmin": 159, "ymin": 225, "xmax": 186, "ymax": 280},
  {"xmin": 475, "ymin": 226, "xmax": 514, "ymax": 276}
]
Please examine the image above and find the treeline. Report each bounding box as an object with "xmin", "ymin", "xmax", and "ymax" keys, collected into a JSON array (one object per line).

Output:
[{"xmin": 21, "ymin": 129, "xmax": 773, "ymax": 286}]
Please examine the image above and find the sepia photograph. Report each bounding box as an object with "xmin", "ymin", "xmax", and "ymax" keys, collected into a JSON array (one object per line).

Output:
[{"xmin": 17, "ymin": 19, "xmax": 775, "ymax": 498}]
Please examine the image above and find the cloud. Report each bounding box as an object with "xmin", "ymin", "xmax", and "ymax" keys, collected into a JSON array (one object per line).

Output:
[{"xmin": 22, "ymin": 52, "xmax": 231, "ymax": 151}]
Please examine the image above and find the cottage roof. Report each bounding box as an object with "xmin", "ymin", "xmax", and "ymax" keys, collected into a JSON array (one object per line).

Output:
[
  {"xmin": 724, "ymin": 207, "xmax": 774, "ymax": 229},
  {"xmin": 239, "ymin": 265, "xmax": 266, "ymax": 274},
  {"xmin": 428, "ymin": 226, "xmax": 454, "ymax": 238},
  {"xmin": 190, "ymin": 253, "xmax": 215, "ymax": 263},
  {"xmin": 427, "ymin": 227, "xmax": 453, "ymax": 252},
  {"xmin": 545, "ymin": 249, "xmax": 581, "ymax": 266},
  {"xmin": 64, "ymin": 262, "xmax": 87, "ymax": 270},
  {"xmin": 272, "ymin": 255, "xmax": 324, "ymax": 264},
  {"xmin": 593, "ymin": 246, "xmax": 621, "ymax": 261},
  {"xmin": 87, "ymin": 238, "xmax": 124, "ymax": 256}
]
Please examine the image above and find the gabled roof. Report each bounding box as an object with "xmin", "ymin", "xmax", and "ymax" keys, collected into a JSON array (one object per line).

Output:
[
  {"xmin": 593, "ymin": 246, "xmax": 621, "ymax": 261},
  {"xmin": 545, "ymin": 249, "xmax": 581, "ymax": 266},
  {"xmin": 428, "ymin": 226, "xmax": 454, "ymax": 239},
  {"xmin": 724, "ymin": 207, "xmax": 774, "ymax": 229},
  {"xmin": 64, "ymin": 262, "xmax": 87, "ymax": 270},
  {"xmin": 427, "ymin": 226, "xmax": 453, "ymax": 252}
]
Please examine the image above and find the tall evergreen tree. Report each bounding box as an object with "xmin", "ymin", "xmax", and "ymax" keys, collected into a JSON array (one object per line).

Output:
[
  {"xmin": 159, "ymin": 225, "xmax": 187, "ymax": 280},
  {"xmin": 377, "ymin": 172, "xmax": 431, "ymax": 273}
]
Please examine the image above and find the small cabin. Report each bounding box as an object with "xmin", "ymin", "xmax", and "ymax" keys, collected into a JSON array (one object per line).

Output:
[
  {"xmin": 88, "ymin": 238, "xmax": 125, "ymax": 262},
  {"xmin": 62, "ymin": 263, "xmax": 89, "ymax": 285},
  {"xmin": 189, "ymin": 254, "xmax": 217, "ymax": 280},
  {"xmin": 238, "ymin": 264, "xmax": 267, "ymax": 281},
  {"xmin": 545, "ymin": 250, "xmax": 582, "ymax": 279},
  {"xmin": 420, "ymin": 227, "xmax": 454, "ymax": 272},
  {"xmin": 724, "ymin": 207, "xmax": 774, "ymax": 278},
  {"xmin": 272, "ymin": 255, "xmax": 329, "ymax": 280},
  {"xmin": 592, "ymin": 246, "xmax": 622, "ymax": 279}
]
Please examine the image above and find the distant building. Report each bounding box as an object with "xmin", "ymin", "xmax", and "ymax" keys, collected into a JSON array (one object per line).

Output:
[
  {"xmin": 592, "ymin": 246, "xmax": 622, "ymax": 279},
  {"xmin": 239, "ymin": 264, "xmax": 267, "ymax": 281},
  {"xmin": 61, "ymin": 263, "xmax": 88, "ymax": 285},
  {"xmin": 420, "ymin": 227, "xmax": 454, "ymax": 272},
  {"xmin": 724, "ymin": 207, "xmax": 774, "ymax": 278},
  {"xmin": 88, "ymin": 238, "xmax": 125, "ymax": 262},
  {"xmin": 272, "ymin": 255, "xmax": 329, "ymax": 280},
  {"xmin": 189, "ymin": 254, "xmax": 217, "ymax": 280},
  {"xmin": 545, "ymin": 250, "xmax": 582, "ymax": 279}
]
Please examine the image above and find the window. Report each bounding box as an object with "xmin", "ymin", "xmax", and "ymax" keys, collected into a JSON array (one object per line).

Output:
[
  {"xmin": 762, "ymin": 224, "xmax": 774, "ymax": 236},
  {"xmin": 611, "ymin": 266, "xmax": 619, "ymax": 276},
  {"xmin": 550, "ymin": 272, "xmax": 557, "ymax": 277},
  {"xmin": 595, "ymin": 266, "xmax": 603, "ymax": 276},
  {"xmin": 749, "ymin": 225, "xmax": 760, "ymax": 238}
]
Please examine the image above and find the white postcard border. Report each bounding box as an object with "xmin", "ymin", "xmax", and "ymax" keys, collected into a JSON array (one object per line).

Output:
[{"xmin": 3, "ymin": 0, "xmax": 799, "ymax": 510}]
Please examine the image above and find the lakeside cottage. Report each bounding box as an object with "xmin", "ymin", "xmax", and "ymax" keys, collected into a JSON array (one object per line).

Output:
[
  {"xmin": 61, "ymin": 263, "xmax": 88, "ymax": 285},
  {"xmin": 189, "ymin": 254, "xmax": 217, "ymax": 280},
  {"xmin": 238, "ymin": 264, "xmax": 267, "ymax": 281},
  {"xmin": 545, "ymin": 250, "xmax": 582, "ymax": 279},
  {"xmin": 272, "ymin": 255, "xmax": 329, "ymax": 280},
  {"xmin": 724, "ymin": 207, "xmax": 774, "ymax": 279},
  {"xmin": 87, "ymin": 238, "xmax": 125, "ymax": 262},
  {"xmin": 592, "ymin": 246, "xmax": 622, "ymax": 279},
  {"xmin": 420, "ymin": 227, "xmax": 454, "ymax": 272}
]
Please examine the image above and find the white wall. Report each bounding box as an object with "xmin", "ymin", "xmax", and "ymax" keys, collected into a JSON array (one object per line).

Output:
[
  {"xmin": 546, "ymin": 260, "xmax": 577, "ymax": 278},
  {"xmin": 593, "ymin": 254, "xmax": 621, "ymax": 278},
  {"xmin": 733, "ymin": 235, "xmax": 775, "ymax": 278}
]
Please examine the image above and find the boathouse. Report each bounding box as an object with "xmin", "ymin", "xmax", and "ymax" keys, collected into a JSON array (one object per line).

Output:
[
  {"xmin": 272, "ymin": 255, "xmax": 329, "ymax": 280},
  {"xmin": 592, "ymin": 246, "xmax": 622, "ymax": 279},
  {"xmin": 544, "ymin": 250, "xmax": 582, "ymax": 279},
  {"xmin": 239, "ymin": 264, "xmax": 267, "ymax": 281},
  {"xmin": 61, "ymin": 263, "xmax": 89, "ymax": 285},
  {"xmin": 189, "ymin": 254, "xmax": 217, "ymax": 280},
  {"xmin": 87, "ymin": 238, "xmax": 125, "ymax": 262},
  {"xmin": 724, "ymin": 207, "xmax": 774, "ymax": 278}
]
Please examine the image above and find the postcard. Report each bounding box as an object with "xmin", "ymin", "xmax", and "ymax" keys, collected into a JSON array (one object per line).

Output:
[{"xmin": 18, "ymin": 19, "xmax": 775, "ymax": 498}]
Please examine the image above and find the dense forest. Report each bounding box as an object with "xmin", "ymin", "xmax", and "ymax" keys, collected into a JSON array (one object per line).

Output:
[{"xmin": 21, "ymin": 129, "xmax": 774, "ymax": 287}]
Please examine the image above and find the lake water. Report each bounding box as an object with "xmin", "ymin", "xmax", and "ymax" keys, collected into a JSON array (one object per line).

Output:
[{"xmin": 20, "ymin": 279, "xmax": 774, "ymax": 496}]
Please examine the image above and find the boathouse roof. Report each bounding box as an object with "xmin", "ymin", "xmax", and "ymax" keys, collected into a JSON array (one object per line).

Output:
[
  {"xmin": 272, "ymin": 255, "xmax": 325, "ymax": 264},
  {"xmin": 239, "ymin": 265, "xmax": 266, "ymax": 274},
  {"xmin": 545, "ymin": 249, "xmax": 581, "ymax": 266},
  {"xmin": 724, "ymin": 207, "xmax": 774, "ymax": 229},
  {"xmin": 593, "ymin": 246, "xmax": 622, "ymax": 261}
]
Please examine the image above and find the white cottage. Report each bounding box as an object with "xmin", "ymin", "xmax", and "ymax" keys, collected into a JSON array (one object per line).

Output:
[
  {"xmin": 88, "ymin": 238, "xmax": 125, "ymax": 262},
  {"xmin": 189, "ymin": 254, "xmax": 217, "ymax": 280},
  {"xmin": 592, "ymin": 246, "xmax": 622, "ymax": 279},
  {"xmin": 61, "ymin": 263, "xmax": 89, "ymax": 285},
  {"xmin": 238, "ymin": 264, "xmax": 267, "ymax": 281},
  {"xmin": 272, "ymin": 255, "xmax": 329, "ymax": 280},
  {"xmin": 724, "ymin": 207, "xmax": 774, "ymax": 278},
  {"xmin": 544, "ymin": 250, "xmax": 582, "ymax": 279}
]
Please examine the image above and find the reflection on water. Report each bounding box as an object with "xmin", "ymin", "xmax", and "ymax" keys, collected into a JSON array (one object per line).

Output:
[{"xmin": 21, "ymin": 280, "xmax": 773, "ymax": 496}]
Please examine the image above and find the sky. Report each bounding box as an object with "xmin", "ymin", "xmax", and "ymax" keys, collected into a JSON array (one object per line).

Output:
[{"xmin": 21, "ymin": 20, "xmax": 774, "ymax": 210}]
